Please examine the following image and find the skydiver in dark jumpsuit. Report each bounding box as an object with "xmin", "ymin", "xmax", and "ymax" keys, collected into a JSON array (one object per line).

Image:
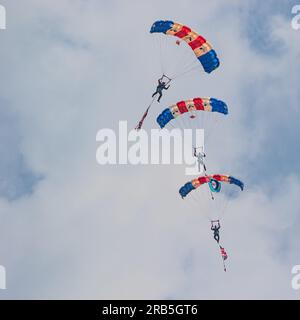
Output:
[
  {"xmin": 152, "ymin": 78, "xmax": 170, "ymax": 102},
  {"xmin": 211, "ymin": 221, "xmax": 221, "ymax": 243}
]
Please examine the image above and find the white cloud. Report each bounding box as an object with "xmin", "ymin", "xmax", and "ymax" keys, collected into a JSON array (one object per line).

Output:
[{"xmin": 0, "ymin": 0, "xmax": 299, "ymax": 299}]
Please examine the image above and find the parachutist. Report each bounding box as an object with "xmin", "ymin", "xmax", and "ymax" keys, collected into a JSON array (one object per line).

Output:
[
  {"xmin": 211, "ymin": 221, "xmax": 220, "ymax": 243},
  {"xmin": 194, "ymin": 147, "xmax": 206, "ymax": 172},
  {"xmin": 152, "ymin": 77, "xmax": 170, "ymax": 102},
  {"xmin": 135, "ymin": 75, "xmax": 171, "ymax": 130}
]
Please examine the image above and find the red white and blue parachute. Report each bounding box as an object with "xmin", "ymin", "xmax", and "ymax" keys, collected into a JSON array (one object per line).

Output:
[
  {"xmin": 150, "ymin": 20, "xmax": 220, "ymax": 73},
  {"xmin": 179, "ymin": 175, "xmax": 244, "ymax": 198},
  {"xmin": 157, "ymin": 98, "xmax": 228, "ymax": 128}
]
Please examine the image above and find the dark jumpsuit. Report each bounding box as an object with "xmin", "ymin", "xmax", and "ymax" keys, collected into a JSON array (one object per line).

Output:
[
  {"xmin": 152, "ymin": 80, "xmax": 170, "ymax": 102},
  {"xmin": 211, "ymin": 225, "xmax": 220, "ymax": 243}
]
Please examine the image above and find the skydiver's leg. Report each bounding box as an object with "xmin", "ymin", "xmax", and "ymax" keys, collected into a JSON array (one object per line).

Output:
[
  {"xmin": 152, "ymin": 90, "xmax": 158, "ymax": 98},
  {"xmin": 198, "ymin": 158, "xmax": 205, "ymax": 172},
  {"xmin": 157, "ymin": 92, "xmax": 162, "ymax": 102},
  {"xmin": 214, "ymin": 233, "xmax": 219, "ymax": 243}
]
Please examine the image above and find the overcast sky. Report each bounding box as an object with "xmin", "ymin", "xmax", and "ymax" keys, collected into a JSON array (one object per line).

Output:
[{"xmin": 0, "ymin": 0, "xmax": 299, "ymax": 299}]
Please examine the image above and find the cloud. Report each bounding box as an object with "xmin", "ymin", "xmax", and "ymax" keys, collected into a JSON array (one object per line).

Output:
[{"xmin": 0, "ymin": 0, "xmax": 299, "ymax": 299}]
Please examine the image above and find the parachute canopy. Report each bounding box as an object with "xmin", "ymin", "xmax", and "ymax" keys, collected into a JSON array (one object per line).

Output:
[
  {"xmin": 179, "ymin": 174, "xmax": 244, "ymax": 198},
  {"xmin": 157, "ymin": 98, "xmax": 228, "ymax": 128},
  {"xmin": 150, "ymin": 20, "xmax": 220, "ymax": 73}
]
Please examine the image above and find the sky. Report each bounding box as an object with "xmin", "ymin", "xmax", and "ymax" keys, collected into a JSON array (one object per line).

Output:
[{"xmin": 0, "ymin": 0, "xmax": 299, "ymax": 299}]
